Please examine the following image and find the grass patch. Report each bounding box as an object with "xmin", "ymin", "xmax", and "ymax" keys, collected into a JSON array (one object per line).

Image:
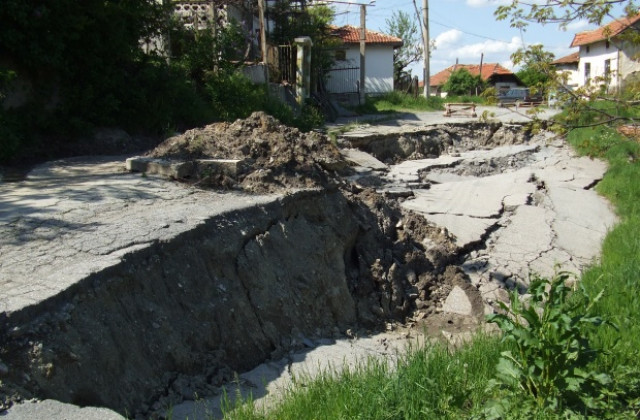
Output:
[
  {"xmin": 353, "ymin": 91, "xmax": 488, "ymax": 114},
  {"xmin": 223, "ymin": 335, "xmax": 503, "ymax": 419},
  {"xmin": 355, "ymin": 91, "xmax": 444, "ymax": 113},
  {"xmin": 566, "ymin": 123, "xmax": 640, "ymax": 414}
]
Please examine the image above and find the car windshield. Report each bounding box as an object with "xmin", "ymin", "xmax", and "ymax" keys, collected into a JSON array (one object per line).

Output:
[{"xmin": 504, "ymin": 89, "xmax": 528, "ymax": 97}]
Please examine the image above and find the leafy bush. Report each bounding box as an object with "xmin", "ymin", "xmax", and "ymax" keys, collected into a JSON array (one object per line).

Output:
[
  {"xmin": 204, "ymin": 71, "xmax": 267, "ymax": 122},
  {"xmin": 484, "ymin": 273, "xmax": 614, "ymax": 418},
  {"xmin": 442, "ymin": 68, "xmax": 485, "ymax": 96}
]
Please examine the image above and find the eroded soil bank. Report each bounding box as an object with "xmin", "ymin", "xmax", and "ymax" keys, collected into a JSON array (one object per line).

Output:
[
  {"xmin": 0, "ymin": 189, "xmax": 458, "ymax": 418},
  {"xmin": 0, "ymin": 112, "xmax": 614, "ymax": 419}
]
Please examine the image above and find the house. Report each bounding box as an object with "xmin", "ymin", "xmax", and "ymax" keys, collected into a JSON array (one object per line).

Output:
[
  {"xmin": 429, "ymin": 63, "xmax": 521, "ymax": 96},
  {"xmin": 570, "ymin": 13, "xmax": 640, "ymax": 91},
  {"xmin": 326, "ymin": 25, "xmax": 403, "ymax": 95},
  {"xmin": 550, "ymin": 51, "xmax": 580, "ymax": 88}
]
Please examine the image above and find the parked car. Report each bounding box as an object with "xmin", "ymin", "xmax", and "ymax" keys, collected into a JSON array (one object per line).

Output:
[{"xmin": 497, "ymin": 88, "xmax": 543, "ymax": 105}]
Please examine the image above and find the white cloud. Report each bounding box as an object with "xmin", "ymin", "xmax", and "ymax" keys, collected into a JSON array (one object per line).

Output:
[
  {"xmin": 500, "ymin": 59, "xmax": 515, "ymax": 70},
  {"xmin": 434, "ymin": 29, "xmax": 463, "ymax": 49},
  {"xmin": 436, "ymin": 36, "xmax": 523, "ymax": 61},
  {"xmin": 466, "ymin": 0, "xmax": 510, "ymax": 8},
  {"xmin": 566, "ymin": 19, "xmax": 590, "ymax": 31}
]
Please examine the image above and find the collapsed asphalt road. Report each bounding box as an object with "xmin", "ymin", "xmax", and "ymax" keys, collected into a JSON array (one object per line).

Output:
[{"xmin": 0, "ymin": 109, "xmax": 616, "ymax": 419}]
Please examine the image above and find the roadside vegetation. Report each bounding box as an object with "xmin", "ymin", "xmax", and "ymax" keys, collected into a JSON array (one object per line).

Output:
[
  {"xmin": 354, "ymin": 91, "xmax": 489, "ymax": 115},
  {"xmin": 0, "ymin": 1, "xmax": 328, "ymax": 164}
]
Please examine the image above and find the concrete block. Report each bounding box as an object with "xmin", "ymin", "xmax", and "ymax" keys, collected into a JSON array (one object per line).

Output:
[
  {"xmin": 196, "ymin": 159, "xmax": 245, "ymax": 177},
  {"xmin": 125, "ymin": 157, "xmax": 194, "ymax": 179}
]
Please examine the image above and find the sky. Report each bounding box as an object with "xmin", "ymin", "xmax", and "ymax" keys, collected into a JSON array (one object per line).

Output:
[{"xmin": 327, "ymin": 0, "xmax": 622, "ymax": 80}]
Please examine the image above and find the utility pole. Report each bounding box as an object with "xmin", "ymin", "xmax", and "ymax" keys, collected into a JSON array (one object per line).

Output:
[
  {"xmin": 422, "ymin": 0, "xmax": 430, "ymax": 98},
  {"xmin": 360, "ymin": 4, "xmax": 366, "ymax": 104},
  {"xmin": 258, "ymin": 0, "xmax": 269, "ymax": 88},
  {"xmin": 315, "ymin": 1, "xmax": 374, "ymax": 103}
]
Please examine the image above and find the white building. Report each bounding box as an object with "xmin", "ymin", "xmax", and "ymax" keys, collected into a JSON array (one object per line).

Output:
[
  {"xmin": 570, "ymin": 13, "xmax": 640, "ymax": 91},
  {"xmin": 551, "ymin": 51, "xmax": 580, "ymax": 89},
  {"xmin": 326, "ymin": 26, "xmax": 402, "ymax": 95}
]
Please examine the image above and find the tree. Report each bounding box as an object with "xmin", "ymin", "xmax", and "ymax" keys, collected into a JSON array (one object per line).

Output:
[
  {"xmin": 442, "ymin": 68, "xmax": 485, "ymax": 95},
  {"xmin": 496, "ymin": 1, "xmax": 640, "ymax": 130},
  {"xmin": 268, "ymin": 0, "xmax": 336, "ymax": 84},
  {"xmin": 513, "ymin": 44, "xmax": 555, "ymax": 95},
  {"xmin": 385, "ymin": 10, "xmax": 423, "ymax": 83},
  {"xmin": 495, "ymin": 1, "xmax": 639, "ymax": 30}
]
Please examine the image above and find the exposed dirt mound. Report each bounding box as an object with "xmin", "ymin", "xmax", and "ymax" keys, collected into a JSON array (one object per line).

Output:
[{"xmin": 148, "ymin": 112, "xmax": 348, "ymax": 193}]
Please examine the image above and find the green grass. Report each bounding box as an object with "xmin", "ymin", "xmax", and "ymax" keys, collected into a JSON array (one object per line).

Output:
[
  {"xmin": 223, "ymin": 103, "xmax": 640, "ymax": 419},
  {"xmin": 223, "ymin": 335, "xmax": 503, "ymax": 419},
  {"xmin": 353, "ymin": 91, "xmax": 441, "ymax": 114},
  {"xmin": 353, "ymin": 91, "xmax": 489, "ymax": 114},
  {"xmin": 566, "ymin": 123, "xmax": 640, "ymax": 415}
]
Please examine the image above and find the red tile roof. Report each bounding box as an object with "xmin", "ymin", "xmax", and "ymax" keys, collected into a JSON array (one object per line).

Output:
[
  {"xmin": 429, "ymin": 63, "xmax": 514, "ymax": 86},
  {"xmin": 330, "ymin": 25, "xmax": 403, "ymax": 46},
  {"xmin": 570, "ymin": 14, "xmax": 640, "ymax": 47},
  {"xmin": 551, "ymin": 51, "xmax": 580, "ymax": 65}
]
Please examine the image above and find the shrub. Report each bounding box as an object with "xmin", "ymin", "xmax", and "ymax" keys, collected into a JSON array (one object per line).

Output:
[{"xmin": 484, "ymin": 273, "xmax": 615, "ymax": 418}]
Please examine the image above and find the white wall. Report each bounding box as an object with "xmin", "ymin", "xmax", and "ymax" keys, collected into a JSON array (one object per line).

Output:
[
  {"xmin": 326, "ymin": 45, "xmax": 395, "ymax": 94},
  {"xmin": 578, "ymin": 40, "xmax": 619, "ymax": 89},
  {"xmin": 554, "ymin": 64, "xmax": 580, "ymax": 88}
]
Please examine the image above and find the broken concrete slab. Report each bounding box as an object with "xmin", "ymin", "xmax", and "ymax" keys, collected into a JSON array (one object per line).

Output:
[
  {"xmin": 413, "ymin": 213, "xmax": 496, "ymax": 249},
  {"xmin": 442, "ymin": 286, "xmax": 474, "ymax": 316},
  {"xmin": 387, "ymin": 155, "xmax": 463, "ymax": 183},
  {"xmin": 125, "ymin": 156, "xmax": 194, "ymax": 179},
  {"xmin": 340, "ymin": 148, "xmax": 388, "ymax": 171},
  {"xmin": 491, "ymin": 205, "xmax": 555, "ymax": 264},
  {"xmin": 402, "ymin": 170, "xmax": 535, "ymax": 219},
  {"xmin": 125, "ymin": 157, "xmax": 245, "ymax": 180},
  {"xmin": 3, "ymin": 400, "xmax": 125, "ymax": 420},
  {"xmin": 0, "ymin": 156, "xmax": 281, "ymax": 315},
  {"xmin": 532, "ymin": 154, "xmax": 609, "ymax": 189}
]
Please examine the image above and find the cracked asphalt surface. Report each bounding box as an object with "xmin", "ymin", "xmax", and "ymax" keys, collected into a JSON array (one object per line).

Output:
[
  {"xmin": 0, "ymin": 106, "xmax": 618, "ymax": 420},
  {"xmin": 0, "ymin": 156, "xmax": 280, "ymax": 315}
]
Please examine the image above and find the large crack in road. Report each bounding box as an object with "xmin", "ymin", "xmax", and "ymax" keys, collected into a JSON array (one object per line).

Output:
[{"xmin": 0, "ymin": 112, "xmax": 617, "ymax": 419}]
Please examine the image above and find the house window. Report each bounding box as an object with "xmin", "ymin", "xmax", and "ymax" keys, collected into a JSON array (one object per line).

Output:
[
  {"xmin": 584, "ymin": 62, "xmax": 591, "ymax": 84},
  {"xmin": 604, "ymin": 59, "xmax": 611, "ymax": 86},
  {"xmin": 335, "ymin": 50, "xmax": 346, "ymax": 61},
  {"xmin": 606, "ymin": 40, "xmax": 610, "ymax": 49},
  {"xmin": 586, "ymin": 45, "xmax": 590, "ymax": 53}
]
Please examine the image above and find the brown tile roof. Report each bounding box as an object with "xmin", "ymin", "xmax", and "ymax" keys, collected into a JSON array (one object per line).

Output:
[
  {"xmin": 429, "ymin": 63, "xmax": 514, "ymax": 86},
  {"xmin": 570, "ymin": 14, "xmax": 640, "ymax": 47},
  {"xmin": 551, "ymin": 51, "xmax": 580, "ymax": 65},
  {"xmin": 330, "ymin": 25, "xmax": 403, "ymax": 46}
]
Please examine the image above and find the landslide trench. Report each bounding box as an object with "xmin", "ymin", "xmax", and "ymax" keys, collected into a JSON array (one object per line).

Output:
[
  {"xmin": 0, "ymin": 189, "xmax": 456, "ymax": 416},
  {"xmin": 0, "ymin": 113, "xmax": 544, "ymax": 417}
]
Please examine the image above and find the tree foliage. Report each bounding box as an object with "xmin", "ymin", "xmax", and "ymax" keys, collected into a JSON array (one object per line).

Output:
[
  {"xmin": 496, "ymin": 1, "xmax": 640, "ymax": 131},
  {"xmin": 0, "ymin": 0, "xmax": 328, "ymax": 163},
  {"xmin": 442, "ymin": 68, "xmax": 485, "ymax": 95},
  {"xmin": 495, "ymin": 0, "xmax": 639, "ymax": 30},
  {"xmin": 385, "ymin": 10, "xmax": 423, "ymax": 82},
  {"xmin": 268, "ymin": 1, "xmax": 337, "ymax": 78},
  {"xmin": 513, "ymin": 44, "xmax": 555, "ymax": 94}
]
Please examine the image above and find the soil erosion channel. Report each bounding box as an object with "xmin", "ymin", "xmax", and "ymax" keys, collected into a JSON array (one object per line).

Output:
[{"xmin": 0, "ymin": 113, "xmax": 616, "ymax": 419}]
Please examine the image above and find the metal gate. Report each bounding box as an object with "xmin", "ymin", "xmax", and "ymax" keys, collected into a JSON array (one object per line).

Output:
[{"xmin": 324, "ymin": 67, "xmax": 360, "ymax": 94}]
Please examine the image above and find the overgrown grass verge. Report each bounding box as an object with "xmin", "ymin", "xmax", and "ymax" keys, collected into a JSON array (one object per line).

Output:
[
  {"xmin": 223, "ymin": 335, "xmax": 502, "ymax": 420},
  {"xmin": 222, "ymin": 105, "xmax": 640, "ymax": 419},
  {"xmin": 353, "ymin": 91, "xmax": 488, "ymax": 115}
]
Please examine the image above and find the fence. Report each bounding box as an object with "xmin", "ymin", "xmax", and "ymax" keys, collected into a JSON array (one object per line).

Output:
[
  {"xmin": 271, "ymin": 44, "xmax": 296, "ymax": 85},
  {"xmin": 324, "ymin": 66, "xmax": 360, "ymax": 94}
]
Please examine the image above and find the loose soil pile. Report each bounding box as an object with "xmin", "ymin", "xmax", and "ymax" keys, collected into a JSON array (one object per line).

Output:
[{"xmin": 148, "ymin": 112, "xmax": 348, "ymax": 193}]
